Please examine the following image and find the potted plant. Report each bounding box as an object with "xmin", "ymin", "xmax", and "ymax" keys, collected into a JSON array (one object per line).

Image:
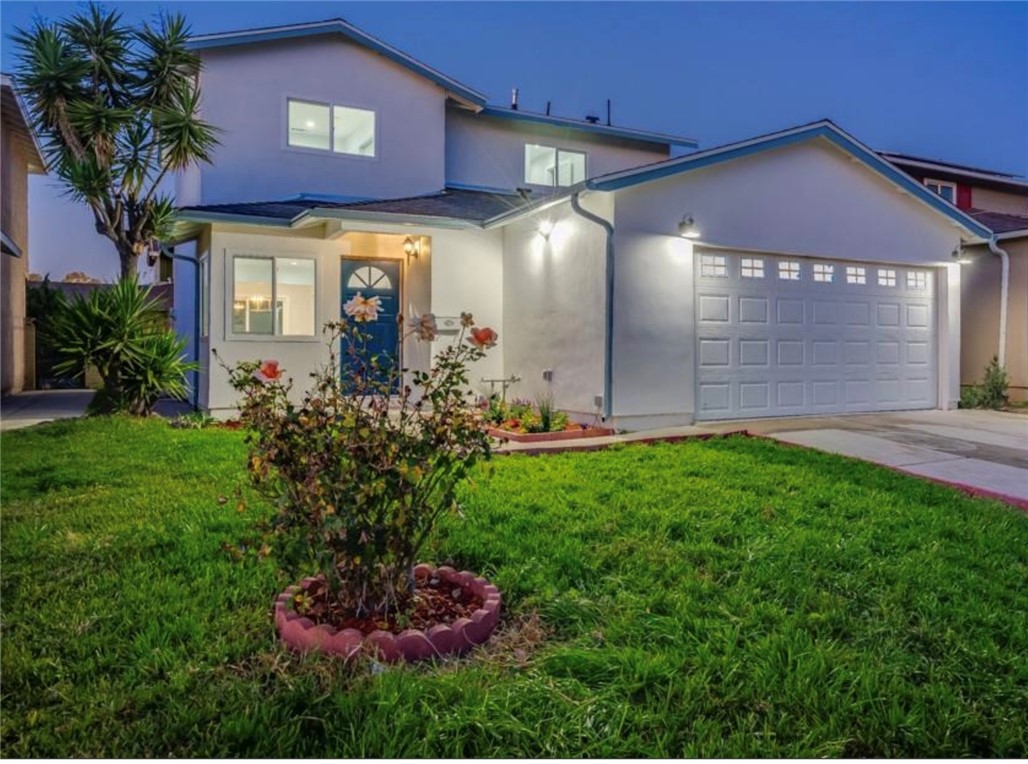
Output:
[{"xmin": 223, "ymin": 304, "xmax": 501, "ymax": 662}]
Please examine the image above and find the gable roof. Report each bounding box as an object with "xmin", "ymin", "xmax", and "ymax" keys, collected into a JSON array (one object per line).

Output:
[
  {"xmin": 178, "ymin": 187, "xmax": 538, "ymax": 230},
  {"xmin": 187, "ymin": 19, "xmax": 488, "ymax": 107},
  {"xmin": 478, "ymin": 105, "xmax": 698, "ymax": 148},
  {"xmin": 586, "ymin": 119, "xmax": 992, "ymax": 240}
]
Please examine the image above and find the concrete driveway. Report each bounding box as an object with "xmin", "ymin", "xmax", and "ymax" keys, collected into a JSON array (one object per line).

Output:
[
  {"xmin": 0, "ymin": 390, "xmax": 94, "ymax": 431},
  {"xmin": 705, "ymin": 409, "xmax": 1028, "ymax": 507}
]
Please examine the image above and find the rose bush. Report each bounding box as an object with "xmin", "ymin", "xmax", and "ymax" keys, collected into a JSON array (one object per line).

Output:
[{"xmin": 222, "ymin": 299, "xmax": 495, "ymax": 621}]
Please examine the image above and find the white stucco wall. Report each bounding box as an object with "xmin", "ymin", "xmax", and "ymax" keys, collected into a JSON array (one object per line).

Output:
[
  {"xmin": 197, "ymin": 221, "xmax": 501, "ymax": 414},
  {"xmin": 501, "ymin": 195, "xmax": 611, "ymax": 417},
  {"xmin": 610, "ymin": 138, "xmax": 967, "ymax": 425},
  {"xmin": 195, "ymin": 36, "xmax": 447, "ymax": 204},
  {"xmin": 445, "ymin": 109, "xmax": 669, "ymax": 194}
]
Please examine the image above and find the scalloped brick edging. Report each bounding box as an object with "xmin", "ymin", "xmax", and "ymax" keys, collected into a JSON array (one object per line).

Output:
[{"xmin": 273, "ymin": 563, "xmax": 502, "ymax": 662}]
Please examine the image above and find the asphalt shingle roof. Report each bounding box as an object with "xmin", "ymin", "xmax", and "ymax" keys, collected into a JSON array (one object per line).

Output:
[
  {"xmin": 179, "ymin": 187, "xmax": 536, "ymax": 225},
  {"xmin": 968, "ymin": 208, "xmax": 1028, "ymax": 235}
]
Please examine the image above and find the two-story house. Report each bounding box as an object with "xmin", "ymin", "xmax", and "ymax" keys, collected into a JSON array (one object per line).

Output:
[
  {"xmin": 174, "ymin": 19, "xmax": 993, "ymax": 427},
  {"xmin": 881, "ymin": 152, "xmax": 1027, "ymax": 402}
]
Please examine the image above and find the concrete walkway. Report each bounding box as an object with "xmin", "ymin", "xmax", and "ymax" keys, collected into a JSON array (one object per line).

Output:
[
  {"xmin": 0, "ymin": 389, "xmax": 94, "ymax": 431},
  {"xmin": 500, "ymin": 409, "xmax": 1028, "ymax": 508}
]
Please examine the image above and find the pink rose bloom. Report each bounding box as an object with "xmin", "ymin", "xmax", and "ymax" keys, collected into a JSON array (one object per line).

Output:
[
  {"xmin": 253, "ymin": 360, "xmax": 284, "ymax": 383},
  {"xmin": 467, "ymin": 327, "xmax": 498, "ymax": 349},
  {"xmin": 343, "ymin": 293, "xmax": 382, "ymax": 323},
  {"xmin": 408, "ymin": 311, "xmax": 438, "ymax": 342}
]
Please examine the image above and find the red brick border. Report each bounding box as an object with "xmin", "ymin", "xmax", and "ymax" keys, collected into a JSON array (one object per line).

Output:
[
  {"xmin": 274, "ymin": 563, "xmax": 502, "ymax": 662},
  {"xmin": 487, "ymin": 426, "xmax": 614, "ymax": 443}
]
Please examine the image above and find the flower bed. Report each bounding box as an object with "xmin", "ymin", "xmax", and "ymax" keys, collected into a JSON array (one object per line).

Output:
[
  {"xmin": 275, "ymin": 563, "xmax": 502, "ymax": 662},
  {"xmin": 487, "ymin": 424, "xmax": 614, "ymax": 443}
]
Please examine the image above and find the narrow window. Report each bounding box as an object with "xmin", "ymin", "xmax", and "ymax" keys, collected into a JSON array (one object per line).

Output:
[
  {"xmin": 846, "ymin": 266, "xmax": 866, "ymax": 285},
  {"xmin": 524, "ymin": 144, "xmax": 586, "ymax": 187},
  {"xmin": 906, "ymin": 270, "xmax": 928, "ymax": 290},
  {"xmin": 741, "ymin": 257, "xmax": 764, "ymax": 278},
  {"xmin": 778, "ymin": 261, "xmax": 801, "ymax": 281},
  {"xmin": 232, "ymin": 256, "xmax": 316, "ymax": 336},
  {"xmin": 813, "ymin": 263, "xmax": 834, "ymax": 283},
  {"xmin": 700, "ymin": 254, "xmax": 727, "ymax": 277},
  {"xmin": 287, "ymin": 100, "xmax": 330, "ymax": 150},
  {"xmin": 878, "ymin": 268, "xmax": 896, "ymax": 287},
  {"xmin": 333, "ymin": 105, "xmax": 376, "ymax": 157},
  {"xmin": 200, "ymin": 256, "xmax": 210, "ymax": 338}
]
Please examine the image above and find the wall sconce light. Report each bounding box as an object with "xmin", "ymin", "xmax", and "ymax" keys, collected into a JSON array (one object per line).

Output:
[
  {"xmin": 678, "ymin": 215, "xmax": 700, "ymax": 239},
  {"xmin": 403, "ymin": 236, "xmax": 421, "ymax": 258},
  {"xmin": 951, "ymin": 246, "xmax": 972, "ymax": 265},
  {"xmin": 538, "ymin": 220, "xmax": 555, "ymax": 240}
]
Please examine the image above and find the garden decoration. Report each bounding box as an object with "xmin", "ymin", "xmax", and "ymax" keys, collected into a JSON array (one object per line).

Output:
[{"xmin": 224, "ymin": 301, "xmax": 501, "ymax": 662}]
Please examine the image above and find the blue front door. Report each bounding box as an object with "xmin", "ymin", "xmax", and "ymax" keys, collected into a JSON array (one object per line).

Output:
[{"xmin": 341, "ymin": 258, "xmax": 401, "ymax": 389}]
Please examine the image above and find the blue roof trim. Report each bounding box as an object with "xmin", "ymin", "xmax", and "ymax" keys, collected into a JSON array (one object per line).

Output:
[
  {"xmin": 188, "ymin": 20, "xmax": 487, "ymax": 107},
  {"xmin": 479, "ymin": 106, "xmax": 699, "ymax": 148},
  {"xmin": 587, "ymin": 122, "xmax": 992, "ymax": 240}
]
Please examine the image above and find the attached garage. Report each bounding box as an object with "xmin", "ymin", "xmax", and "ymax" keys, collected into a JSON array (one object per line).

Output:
[{"xmin": 694, "ymin": 250, "xmax": 937, "ymax": 420}]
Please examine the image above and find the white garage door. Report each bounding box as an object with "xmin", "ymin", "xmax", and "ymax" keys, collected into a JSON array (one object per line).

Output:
[{"xmin": 694, "ymin": 251, "xmax": 937, "ymax": 420}]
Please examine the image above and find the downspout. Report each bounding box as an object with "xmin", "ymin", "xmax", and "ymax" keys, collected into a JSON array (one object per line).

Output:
[
  {"xmin": 987, "ymin": 236, "xmax": 1010, "ymax": 367},
  {"xmin": 161, "ymin": 245, "xmax": 201, "ymax": 410},
  {"xmin": 570, "ymin": 191, "xmax": 615, "ymax": 423}
]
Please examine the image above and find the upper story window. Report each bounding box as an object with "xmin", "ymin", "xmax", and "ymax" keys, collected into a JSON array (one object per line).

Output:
[
  {"xmin": 924, "ymin": 178, "xmax": 956, "ymax": 204},
  {"xmin": 525, "ymin": 144, "xmax": 586, "ymax": 187},
  {"xmin": 287, "ymin": 99, "xmax": 376, "ymax": 157},
  {"xmin": 232, "ymin": 255, "xmax": 316, "ymax": 337}
]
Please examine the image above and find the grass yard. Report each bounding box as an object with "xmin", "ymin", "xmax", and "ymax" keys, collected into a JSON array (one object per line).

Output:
[{"xmin": 1, "ymin": 416, "xmax": 1026, "ymax": 757}]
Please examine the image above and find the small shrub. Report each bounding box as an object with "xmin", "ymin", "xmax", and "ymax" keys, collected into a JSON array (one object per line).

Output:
[
  {"xmin": 46, "ymin": 277, "xmax": 197, "ymax": 415},
  {"xmin": 169, "ymin": 411, "xmax": 216, "ymax": 430},
  {"xmin": 224, "ymin": 307, "xmax": 496, "ymax": 620},
  {"xmin": 961, "ymin": 356, "xmax": 1009, "ymax": 410}
]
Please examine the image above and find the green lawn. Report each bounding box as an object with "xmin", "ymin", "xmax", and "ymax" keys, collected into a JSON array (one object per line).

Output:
[{"xmin": 2, "ymin": 416, "xmax": 1026, "ymax": 757}]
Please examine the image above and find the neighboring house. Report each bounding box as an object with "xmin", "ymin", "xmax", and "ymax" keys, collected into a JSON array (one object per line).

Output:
[
  {"xmin": 173, "ymin": 19, "xmax": 993, "ymax": 427},
  {"xmin": 882, "ymin": 153, "xmax": 1028, "ymax": 401},
  {"xmin": 1, "ymin": 74, "xmax": 45, "ymax": 396}
]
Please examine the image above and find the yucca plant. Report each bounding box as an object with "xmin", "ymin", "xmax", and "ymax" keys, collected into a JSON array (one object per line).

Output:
[
  {"xmin": 47, "ymin": 277, "xmax": 196, "ymax": 415},
  {"xmin": 13, "ymin": 3, "xmax": 219, "ymax": 277}
]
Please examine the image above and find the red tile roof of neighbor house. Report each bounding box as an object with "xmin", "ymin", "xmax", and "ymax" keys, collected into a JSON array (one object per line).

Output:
[{"xmin": 967, "ymin": 209, "xmax": 1028, "ymax": 237}]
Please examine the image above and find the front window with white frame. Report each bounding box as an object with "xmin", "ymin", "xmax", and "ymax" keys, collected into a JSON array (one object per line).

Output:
[
  {"xmin": 778, "ymin": 261, "xmax": 801, "ymax": 281},
  {"xmin": 287, "ymin": 99, "xmax": 375, "ymax": 157},
  {"xmin": 813, "ymin": 263, "xmax": 834, "ymax": 283},
  {"xmin": 846, "ymin": 266, "xmax": 866, "ymax": 285},
  {"xmin": 231, "ymin": 255, "xmax": 316, "ymax": 337},
  {"xmin": 924, "ymin": 178, "xmax": 956, "ymax": 204},
  {"xmin": 741, "ymin": 257, "xmax": 764, "ymax": 278},
  {"xmin": 878, "ymin": 268, "xmax": 897, "ymax": 287},
  {"xmin": 524, "ymin": 144, "xmax": 586, "ymax": 187},
  {"xmin": 906, "ymin": 270, "xmax": 928, "ymax": 290},
  {"xmin": 699, "ymin": 253, "xmax": 727, "ymax": 277}
]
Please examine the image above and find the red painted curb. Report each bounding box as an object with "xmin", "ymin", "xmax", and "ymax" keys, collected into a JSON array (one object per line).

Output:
[{"xmin": 274, "ymin": 564, "xmax": 502, "ymax": 662}]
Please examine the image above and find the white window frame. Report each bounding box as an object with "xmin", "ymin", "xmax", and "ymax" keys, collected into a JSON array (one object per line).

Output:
[
  {"xmin": 225, "ymin": 252, "xmax": 319, "ymax": 342},
  {"xmin": 284, "ymin": 97, "xmax": 378, "ymax": 161},
  {"xmin": 845, "ymin": 266, "xmax": 866, "ymax": 285},
  {"xmin": 778, "ymin": 261, "xmax": 801, "ymax": 281},
  {"xmin": 699, "ymin": 253, "xmax": 727, "ymax": 278},
  {"xmin": 524, "ymin": 143, "xmax": 588, "ymax": 188},
  {"xmin": 924, "ymin": 178, "xmax": 957, "ymax": 204},
  {"xmin": 813, "ymin": 263, "xmax": 834, "ymax": 283},
  {"xmin": 906, "ymin": 270, "xmax": 928, "ymax": 290},
  {"xmin": 740, "ymin": 257, "xmax": 765, "ymax": 279},
  {"xmin": 878, "ymin": 268, "xmax": 897, "ymax": 287}
]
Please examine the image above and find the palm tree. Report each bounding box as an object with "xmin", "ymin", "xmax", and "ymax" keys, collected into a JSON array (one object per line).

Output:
[{"xmin": 13, "ymin": 4, "xmax": 219, "ymax": 278}]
